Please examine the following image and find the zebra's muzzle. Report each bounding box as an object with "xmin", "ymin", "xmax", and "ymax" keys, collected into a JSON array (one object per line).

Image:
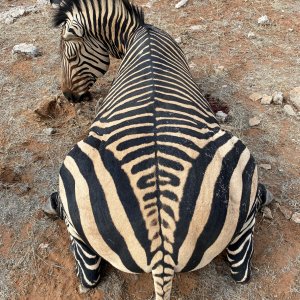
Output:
[{"xmin": 63, "ymin": 91, "xmax": 92, "ymax": 103}]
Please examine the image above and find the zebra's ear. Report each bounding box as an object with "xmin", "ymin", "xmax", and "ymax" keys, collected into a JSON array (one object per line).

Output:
[{"xmin": 63, "ymin": 21, "xmax": 84, "ymax": 41}]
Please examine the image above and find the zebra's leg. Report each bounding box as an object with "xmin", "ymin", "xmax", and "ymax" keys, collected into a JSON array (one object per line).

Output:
[
  {"xmin": 70, "ymin": 235, "xmax": 102, "ymax": 290},
  {"xmin": 226, "ymin": 183, "xmax": 273, "ymax": 283}
]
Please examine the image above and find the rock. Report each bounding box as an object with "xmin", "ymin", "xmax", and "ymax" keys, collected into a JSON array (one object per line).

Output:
[
  {"xmin": 12, "ymin": 43, "xmax": 40, "ymax": 57},
  {"xmin": 258, "ymin": 15, "xmax": 270, "ymax": 25},
  {"xmin": 175, "ymin": 37, "xmax": 182, "ymax": 44},
  {"xmin": 175, "ymin": 0, "xmax": 189, "ymax": 9},
  {"xmin": 34, "ymin": 97, "xmax": 58, "ymax": 118},
  {"xmin": 260, "ymin": 94, "xmax": 272, "ymax": 105},
  {"xmin": 215, "ymin": 111, "xmax": 228, "ymax": 123},
  {"xmin": 278, "ymin": 205, "xmax": 293, "ymax": 220},
  {"xmin": 43, "ymin": 128, "xmax": 56, "ymax": 135},
  {"xmin": 283, "ymin": 104, "xmax": 296, "ymax": 116},
  {"xmin": 4, "ymin": 16, "xmax": 14, "ymax": 25},
  {"xmin": 249, "ymin": 116, "xmax": 261, "ymax": 127},
  {"xmin": 259, "ymin": 163, "xmax": 272, "ymax": 170},
  {"xmin": 247, "ymin": 32, "xmax": 256, "ymax": 39},
  {"xmin": 38, "ymin": 243, "xmax": 49, "ymax": 249},
  {"xmin": 189, "ymin": 62, "xmax": 196, "ymax": 69},
  {"xmin": 190, "ymin": 25, "xmax": 206, "ymax": 31},
  {"xmin": 261, "ymin": 207, "xmax": 273, "ymax": 219},
  {"xmin": 272, "ymin": 91, "xmax": 284, "ymax": 105},
  {"xmin": 289, "ymin": 87, "xmax": 300, "ymax": 110},
  {"xmin": 36, "ymin": 0, "xmax": 49, "ymax": 5},
  {"xmin": 0, "ymin": 5, "xmax": 38, "ymax": 24},
  {"xmin": 249, "ymin": 92, "xmax": 263, "ymax": 102},
  {"xmin": 291, "ymin": 212, "xmax": 300, "ymax": 224}
]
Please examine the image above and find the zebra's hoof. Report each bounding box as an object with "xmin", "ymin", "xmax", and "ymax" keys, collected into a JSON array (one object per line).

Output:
[
  {"xmin": 265, "ymin": 189, "xmax": 273, "ymax": 206},
  {"xmin": 42, "ymin": 194, "xmax": 58, "ymax": 218}
]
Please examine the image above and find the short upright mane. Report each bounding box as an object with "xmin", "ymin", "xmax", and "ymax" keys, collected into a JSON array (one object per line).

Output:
[{"xmin": 53, "ymin": 0, "xmax": 144, "ymax": 27}]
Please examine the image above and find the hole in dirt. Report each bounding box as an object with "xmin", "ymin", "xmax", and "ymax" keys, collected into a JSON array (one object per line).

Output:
[{"xmin": 205, "ymin": 94, "xmax": 230, "ymax": 114}]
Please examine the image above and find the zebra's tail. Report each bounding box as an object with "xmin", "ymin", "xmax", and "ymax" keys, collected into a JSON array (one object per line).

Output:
[
  {"xmin": 257, "ymin": 183, "xmax": 273, "ymax": 210},
  {"xmin": 43, "ymin": 192, "xmax": 65, "ymax": 220},
  {"xmin": 152, "ymin": 263, "xmax": 175, "ymax": 300}
]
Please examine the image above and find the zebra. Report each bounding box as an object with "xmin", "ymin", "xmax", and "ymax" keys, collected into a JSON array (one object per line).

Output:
[{"xmin": 45, "ymin": 0, "xmax": 273, "ymax": 299}]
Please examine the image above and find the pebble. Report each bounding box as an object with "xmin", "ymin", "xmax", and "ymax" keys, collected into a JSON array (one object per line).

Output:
[
  {"xmin": 261, "ymin": 207, "xmax": 273, "ymax": 220},
  {"xmin": 260, "ymin": 94, "xmax": 272, "ymax": 105},
  {"xmin": 291, "ymin": 212, "xmax": 300, "ymax": 224},
  {"xmin": 12, "ymin": 43, "xmax": 40, "ymax": 57},
  {"xmin": 278, "ymin": 205, "xmax": 293, "ymax": 220},
  {"xmin": 215, "ymin": 111, "xmax": 228, "ymax": 123},
  {"xmin": 38, "ymin": 243, "xmax": 49, "ymax": 249},
  {"xmin": 283, "ymin": 104, "xmax": 296, "ymax": 116},
  {"xmin": 249, "ymin": 116, "xmax": 261, "ymax": 127},
  {"xmin": 0, "ymin": 5, "xmax": 37, "ymax": 24},
  {"xmin": 43, "ymin": 128, "xmax": 56, "ymax": 135},
  {"xmin": 189, "ymin": 62, "xmax": 197, "ymax": 69},
  {"xmin": 258, "ymin": 15, "xmax": 270, "ymax": 25},
  {"xmin": 247, "ymin": 31, "xmax": 256, "ymax": 39},
  {"xmin": 259, "ymin": 163, "xmax": 272, "ymax": 170},
  {"xmin": 175, "ymin": 37, "xmax": 182, "ymax": 44},
  {"xmin": 190, "ymin": 25, "xmax": 206, "ymax": 31},
  {"xmin": 175, "ymin": 0, "xmax": 189, "ymax": 9},
  {"xmin": 289, "ymin": 87, "xmax": 300, "ymax": 110},
  {"xmin": 249, "ymin": 92, "xmax": 263, "ymax": 102},
  {"xmin": 272, "ymin": 91, "xmax": 284, "ymax": 105}
]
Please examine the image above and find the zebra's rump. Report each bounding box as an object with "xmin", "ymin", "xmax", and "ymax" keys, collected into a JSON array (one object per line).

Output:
[{"xmin": 59, "ymin": 127, "xmax": 257, "ymax": 273}]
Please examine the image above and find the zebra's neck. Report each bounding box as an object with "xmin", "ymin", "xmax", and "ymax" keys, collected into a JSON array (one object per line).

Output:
[{"xmin": 67, "ymin": 0, "xmax": 144, "ymax": 58}]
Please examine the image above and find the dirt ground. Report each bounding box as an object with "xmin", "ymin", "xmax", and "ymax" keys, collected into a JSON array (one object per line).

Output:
[{"xmin": 0, "ymin": 0, "xmax": 299, "ymax": 299}]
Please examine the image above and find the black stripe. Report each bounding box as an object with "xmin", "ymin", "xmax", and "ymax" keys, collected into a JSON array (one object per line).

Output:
[
  {"xmin": 172, "ymin": 132, "xmax": 229, "ymax": 263},
  {"xmin": 182, "ymin": 140, "xmax": 246, "ymax": 271},
  {"xmin": 69, "ymin": 137, "xmax": 144, "ymax": 272},
  {"xmin": 59, "ymin": 161, "xmax": 91, "ymax": 248}
]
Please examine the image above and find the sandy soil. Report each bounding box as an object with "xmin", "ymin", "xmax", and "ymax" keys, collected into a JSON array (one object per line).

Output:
[{"xmin": 0, "ymin": 0, "xmax": 299, "ymax": 299}]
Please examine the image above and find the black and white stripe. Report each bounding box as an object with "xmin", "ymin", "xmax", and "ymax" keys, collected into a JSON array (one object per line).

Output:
[{"xmin": 50, "ymin": 1, "xmax": 272, "ymax": 299}]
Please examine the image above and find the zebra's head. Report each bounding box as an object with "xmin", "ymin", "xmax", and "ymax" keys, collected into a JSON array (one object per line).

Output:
[
  {"xmin": 53, "ymin": 1, "xmax": 111, "ymax": 102},
  {"xmin": 53, "ymin": 0, "xmax": 144, "ymax": 102}
]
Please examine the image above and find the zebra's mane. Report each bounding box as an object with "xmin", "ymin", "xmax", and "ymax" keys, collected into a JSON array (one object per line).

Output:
[{"xmin": 53, "ymin": 0, "xmax": 144, "ymax": 27}]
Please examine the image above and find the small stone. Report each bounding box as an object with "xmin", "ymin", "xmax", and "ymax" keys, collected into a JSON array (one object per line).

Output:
[
  {"xmin": 272, "ymin": 91, "xmax": 284, "ymax": 105},
  {"xmin": 258, "ymin": 15, "xmax": 270, "ymax": 25},
  {"xmin": 288, "ymin": 28, "xmax": 294, "ymax": 32},
  {"xmin": 260, "ymin": 94, "xmax": 272, "ymax": 105},
  {"xmin": 12, "ymin": 43, "xmax": 41, "ymax": 57},
  {"xmin": 247, "ymin": 32, "xmax": 256, "ymax": 39},
  {"xmin": 215, "ymin": 111, "xmax": 228, "ymax": 123},
  {"xmin": 175, "ymin": 0, "xmax": 189, "ymax": 9},
  {"xmin": 175, "ymin": 37, "xmax": 182, "ymax": 44},
  {"xmin": 36, "ymin": 0, "xmax": 49, "ymax": 5},
  {"xmin": 38, "ymin": 243, "xmax": 49, "ymax": 249},
  {"xmin": 50, "ymin": 0, "xmax": 61, "ymax": 8},
  {"xmin": 259, "ymin": 163, "xmax": 272, "ymax": 170},
  {"xmin": 261, "ymin": 207, "xmax": 273, "ymax": 219},
  {"xmin": 189, "ymin": 62, "xmax": 196, "ymax": 69},
  {"xmin": 4, "ymin": 16, "xmax": 14, "ymax": 24},
  {"xmin": 291, "ymin": 212, "xmax": 300, "ymax": 224},
  {"xmin": 289, "ymin": 87, "xmax": 300, "ymax": 110},
  {"xmin": 278, "ymin": 205, "xmax": 293, "ymax": 220},
  {"xmin": 43, "ymin": 128, "xmax": 56, "ymax": 135},
  {"xmin": 283, "ymin": 104, "xmax": 296, "ymax": 116},
  {"xmin": 249, "ymin": 92, "xmax": 263, "ymax": 102},
  {"xmin": 249, "ymin": 116, "xmax": 261, "ymax": 127},
  {"xmin": 190, "ymin": 25, "xmax": 206, "ymax": 31}
]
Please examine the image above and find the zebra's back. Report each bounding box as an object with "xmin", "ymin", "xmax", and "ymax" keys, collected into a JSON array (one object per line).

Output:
[{"xmin": 58, "ymin": 25, "xmax": 258, "ymax": 274}]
